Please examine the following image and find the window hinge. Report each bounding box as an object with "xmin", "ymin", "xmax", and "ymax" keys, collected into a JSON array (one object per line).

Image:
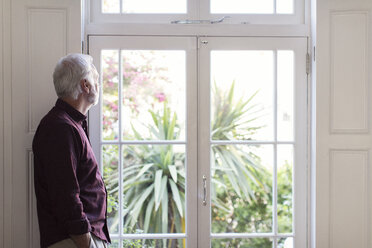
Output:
[
  {"xmin": 313, "ymin": 46, "xmax": 316, "ymax": 61},
  {"xmin": 82, "ymin": 41, "xmax": 84, "ymax": 53},
  {"xmin": 306, "ymin": 53, "xmax": 311, "ymax": 75}
]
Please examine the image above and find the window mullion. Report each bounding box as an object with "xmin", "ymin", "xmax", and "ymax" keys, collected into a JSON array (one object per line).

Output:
[
  {"xmin": 118, "ymin": 49, "xmax": 123, "ymax": 240},
  {"xmin": 273, "ymin": 50, "xmax": 278, "ymax": 248}
]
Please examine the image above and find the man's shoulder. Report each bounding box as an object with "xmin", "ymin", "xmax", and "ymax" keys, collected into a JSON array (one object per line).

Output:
[
  {"xmin": 34, "ymin": 107, "xmax": 80, "ymax": 139},
  {"xmin": 39, "ymin": 107, "xmax": 76, "ymax": 128}
]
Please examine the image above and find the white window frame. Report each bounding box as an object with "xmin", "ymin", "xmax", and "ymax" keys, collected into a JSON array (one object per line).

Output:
[
  {"xmin": 85, "ymin": 0, "xmax": 311, "ymax": 247},
  {"xmin": 88, "ymin": 0, "xmax": 305, "ymax": 24},
  {"xmin": 88, "ymin": 35, "xmax": 309, "ymax": 248}
]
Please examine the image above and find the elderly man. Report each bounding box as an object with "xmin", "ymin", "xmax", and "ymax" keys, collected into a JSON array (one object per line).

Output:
[{"xmin": 33, "ymin": 54, "xmax": 111, "ymax": 248}]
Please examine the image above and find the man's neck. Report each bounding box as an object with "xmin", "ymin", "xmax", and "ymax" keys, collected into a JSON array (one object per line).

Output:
[{"xmin": 61, "ymin": 96, "xmax": 91, "ymax": 116}]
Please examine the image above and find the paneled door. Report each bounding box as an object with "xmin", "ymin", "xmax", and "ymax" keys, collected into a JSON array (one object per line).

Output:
[
  {"xmin": 5, "ymin": 0, "xmax": 81, "ymax": 248},
  {"xmin": 314, "ymin": 1, "xmax": 372, "ymax": 247},
  {"xmin": 7, "ymin": 0, "xmax": 81, "ymax": 247},
  {"xmin": 89, "ymin": 36, "xmax": 307, "ymax": 248}
]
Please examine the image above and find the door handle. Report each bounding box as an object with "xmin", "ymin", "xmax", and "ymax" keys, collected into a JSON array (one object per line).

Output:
[{"xmin": 202, "ymin": 175, "xmax": 207, "ymax": 206}]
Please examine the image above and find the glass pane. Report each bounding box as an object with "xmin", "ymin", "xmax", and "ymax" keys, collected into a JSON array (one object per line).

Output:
[
  {"xmin": 278, "ymin": 237, "xmax": 293, "ymax": 248},
  {"xmin": 211, "ymin": 145, "xmax": 273, "ymax": 233},
  {"xmin": 277, "ymin": 51, "xmax": 294, "ymax": 141},
  {"xmin": 211, "ymin": 0, "xmax": 273, "ymax": 14},
  {"xmin": 122, "ymin": 145, "xmax": 186, "ymax": 234},
  {"xmin": 277, "ymin": 0, "xmax": 294, "ymax": 14},
  {"xmin": 108, "ymin": 239, "xmax": 120, "ymax": 248},
  {"xmin": 211, "ymin": 238, "xmax": 273, "ymax": 248},
  {"xmin": 123, "ymin": 239, "xmax": 185, "ymax": 248},
  {"xmin": 211, "ymin": 51, "xmax": 274, "ymax": 141},
  {"xmin": 121, "ymin": 50, "xmax": 186, "ymax": 141},
  {"xmin": 102, "ymin": 0, "xmax": 120, "ymax": 13},
  {"xmin": 102, "ymin": 145, "xmax": 120, "ymax": 234},
  {"xmin": 122, "ymin": 0, "xmax": 186, "ymax": 13},
  {"xmin": 102, "ymin": 50, "xmax": 119, "ymax": 141},
  {"xmin": 277, "ymin": 145, "xmax": 293, "ymax": 233}
]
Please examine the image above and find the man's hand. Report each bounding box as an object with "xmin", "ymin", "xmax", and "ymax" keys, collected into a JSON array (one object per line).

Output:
[{"xmin": 70, "ymin": 232, "xmax": 91, "ymax": 248}]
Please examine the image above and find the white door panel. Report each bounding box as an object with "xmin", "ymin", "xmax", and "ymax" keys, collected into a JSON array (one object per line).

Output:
[
  {"xmin": 315, "ymin": 0, "xmax": 372, "ymax": 247},
  {"xmin": 8, "ymin": 0, "xmax": 81, "ymax": 247}
]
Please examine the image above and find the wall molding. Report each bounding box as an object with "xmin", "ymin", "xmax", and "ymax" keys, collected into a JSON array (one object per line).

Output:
[
  {"xmin": 329, "ymin": 10, "xmax": 369, "ymax": 134},
  {"xmin": 27, "ymin": 150, "xmax": 39, "ymax": 248},
  {"xmin": 26, "ymin": 7, "xmax": 68, "ymax": 134},
  {"xmin": 27, "ymin": 150, "xmax": 33, "ymax": 248},
  {"xmin": 329, "ymin": 149, "xmax": 369, "ymax": 248}
]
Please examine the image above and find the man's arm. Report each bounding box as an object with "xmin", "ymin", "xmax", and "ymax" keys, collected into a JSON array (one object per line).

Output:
[{"xmin": 40, "ymin": 124, "xmax": 92, "ymax": 239}]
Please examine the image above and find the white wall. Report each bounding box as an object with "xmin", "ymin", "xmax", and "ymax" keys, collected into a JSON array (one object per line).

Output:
[{"xmin": 1, "ymin": 0, "xmax": 12, "ymax": 247}]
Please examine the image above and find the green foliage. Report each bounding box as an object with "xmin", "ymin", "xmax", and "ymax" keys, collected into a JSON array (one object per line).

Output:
[
  {"xmin": 210, "ymin": 81, "xmax": 269, "ymax": 211},
  {"xmin": 209, "ymin": 82, "xmax": 292, "ymax": 247},
  {"xmin": 211, "ymin": 238, "xmax": 272, "ymax": 248},
  {"xmin": 103, "ymin": 80, "xmax": 293, "ymax": 247},
  {"xmin": 210, "ymin": 82, "xmax": 272, "ymax": 248},
  {"xmin": 211, "ymin": 80, "xmax": 262, "ymax": 141},
  {"xmin": 277, "ymin": 161, "xmax": 293, "ymax": 233},
  {"xmin": 122, "ymin": 102, "xmax": 185, "ymax": 248},
  {"xmin": 103, "ymin": 145, "xmax": 120, "ymax": 233}
]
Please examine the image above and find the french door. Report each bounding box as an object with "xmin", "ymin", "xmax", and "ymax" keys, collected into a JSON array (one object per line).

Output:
[
  {"xmin": 198, "ymin": 37, "xmax": 307, "ymax": 248},
  {"xmin": 89, "ymin": 36, "xmax": 307, "ymax": 248}
]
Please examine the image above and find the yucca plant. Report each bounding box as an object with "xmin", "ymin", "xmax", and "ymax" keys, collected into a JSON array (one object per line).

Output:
[
  {"xmin": 104, "ymin": 82, "xmax": 270, "ymax": 248},
  {"xmin": 211, "ymin": 81, "xmax": 263, "ymax": 141},
  {"xmin": 122, "ymin": 102, "xmax": 185, "ymax": 248},
  {"xmin": 211, "ymin": 81, "xmax": 270, "ymax": 213}
]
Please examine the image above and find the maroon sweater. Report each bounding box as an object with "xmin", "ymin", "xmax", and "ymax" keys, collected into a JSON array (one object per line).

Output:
[{"xmin": 32, "ymin": 99, "xmax": 111, "ymax": 248}]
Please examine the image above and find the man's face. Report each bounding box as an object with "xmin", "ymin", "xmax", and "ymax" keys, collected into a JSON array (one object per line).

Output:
[{"xmin": 87, "ymin": 65, "xmax": 100, "ymax": 106}]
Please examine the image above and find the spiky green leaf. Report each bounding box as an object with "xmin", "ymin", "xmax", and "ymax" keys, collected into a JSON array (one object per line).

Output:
[{"xmin": 169, "ymin": 179, "xmax": 183, "ymax": 217}]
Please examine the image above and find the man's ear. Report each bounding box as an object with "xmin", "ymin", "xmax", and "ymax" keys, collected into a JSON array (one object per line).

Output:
[{"xmin": 80, "ymin": 79, "xmax": 90, "ymax": 94}]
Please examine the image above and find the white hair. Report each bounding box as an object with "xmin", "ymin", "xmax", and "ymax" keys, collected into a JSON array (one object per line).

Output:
[{"xmin": 53, "ymin": 53, "xmax": 95, "ymax": 99}]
